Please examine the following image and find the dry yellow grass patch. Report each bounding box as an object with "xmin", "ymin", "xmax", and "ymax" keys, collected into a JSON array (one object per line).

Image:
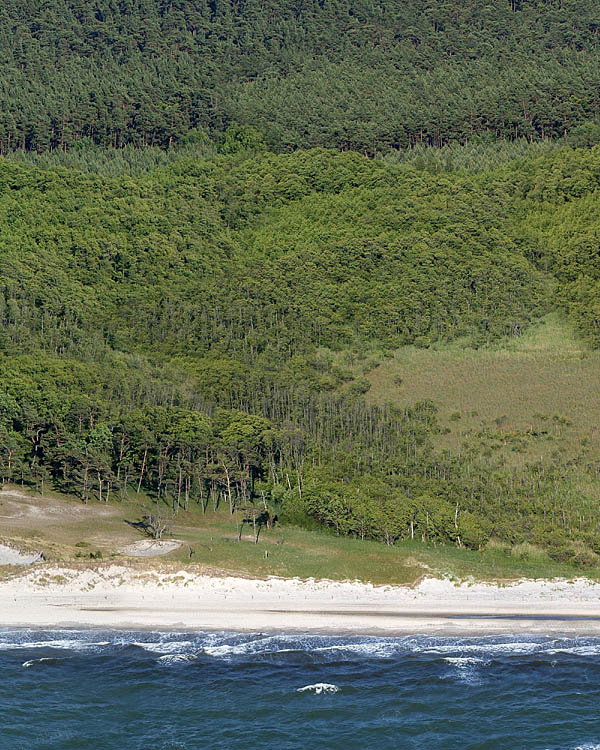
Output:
[{"xmin": 366, "ymin": 314, "xmax": 600, "ymax": 465}]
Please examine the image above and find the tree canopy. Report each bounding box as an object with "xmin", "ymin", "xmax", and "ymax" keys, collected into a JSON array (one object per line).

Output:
[
  {"xmin": 1, "ymin": 0, "xmax": 600, "ymax": 154},
  {"xmin": 2, "ymin": 144, "xmax": 600, "ymax": 566}
]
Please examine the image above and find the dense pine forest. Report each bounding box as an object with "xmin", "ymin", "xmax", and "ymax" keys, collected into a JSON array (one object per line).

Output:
[
  {"xmin": 2, "ymin": 1, "xmax": 600, "ymax": 568},
  {"xmin": 2, "ymin": 0, "xmax": 600, "ymax": 154}
]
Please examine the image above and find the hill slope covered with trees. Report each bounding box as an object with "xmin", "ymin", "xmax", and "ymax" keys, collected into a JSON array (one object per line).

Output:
[
  {"xmin": 2, "ymin": 145, "xmax": 600, "ymax": 567},
  {"xmin": 1, "ymin": 0, "xmax": 600, "ymax": 153},
  {"xmin": 2, "ymin": 0, "xmax": 600, "ymax": 572}
]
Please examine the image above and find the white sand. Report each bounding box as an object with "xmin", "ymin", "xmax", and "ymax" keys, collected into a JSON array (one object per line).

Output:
[
  {"xmin": 2, "ymin": 565, "xmax": 600, "ymax": 634},
  {"xmin": 119, "ymin": 540, "xmax": 184, "ymax": 557},
  {"xmin": 0, "ymin": 544, "xmax": 43, "ymax": 566}
]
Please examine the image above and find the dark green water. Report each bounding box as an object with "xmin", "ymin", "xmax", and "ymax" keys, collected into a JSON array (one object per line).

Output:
[{"xmin": 1, "ymin": 630, "xmax": 599, "ymax": 749}]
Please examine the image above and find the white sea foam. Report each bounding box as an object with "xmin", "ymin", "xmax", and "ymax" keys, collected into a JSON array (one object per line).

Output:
[
  {"xmin": 298, "ymin": 636, "xmax": 566, "ymax": 661},
  {"xmin": 421, "ymin": 641, "xmax": 544, "ymax": 656},
  {"xmin": 4, "ymin": 632, "xmax": 600, "ymax": 665},
  {"xmin": 157, "ymin": 653, "xmax": 197, "ymax": 665},
  {"xmin": 203, "ymin": 635, "xmax": 296, "ymax": 658},
  {"xmin": 444, "ymin": 657, "xmax": 486, "ymax": 665},
  {"xmin": 297, "ymin": 683, "xmax": 339, "ymax": 694},
  {"xmin": 434, "ymin": 641, "xmax": 600, "ymax": 659},
  {"xmin": 0, "ymin": 639, "xmax": 109, "ymax": 652},
  {"xmin": 547, "ymin": 646, "xmax": 600, "ymax": 657},
  {"xmin": 202, "ymin": 634, "xmax": 408, "ymax": 660},
  {"xmin": 313, "ymin": 641, "xmax": 401, "ymax": 659},
  {"xmin": 22, "ymin": 657, "xmax": 61, "ymax": 667},
  {"xmin": 130, "ymin": 640, "xmax": 194, "ymax": 655}
]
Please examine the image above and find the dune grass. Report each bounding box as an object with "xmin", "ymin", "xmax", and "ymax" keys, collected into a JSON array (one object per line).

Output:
[
  {"xmin": 0, "ymin": 484, "xmax": 594, "ymax": 584},
  {"xmin": 166, "ymin": 512, "xmax": 591, "ymax": 584}
]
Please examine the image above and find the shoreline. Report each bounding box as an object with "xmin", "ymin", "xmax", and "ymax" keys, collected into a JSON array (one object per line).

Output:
[{"xmin": 2, "ymin": 564, "xmax": 600, "ymax": 635}]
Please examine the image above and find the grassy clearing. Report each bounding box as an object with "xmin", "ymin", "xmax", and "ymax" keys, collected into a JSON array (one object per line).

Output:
[
  {"xmin": 168, "ymin": 518, "xmax": 590, "ymax": 584},
  {"xmin": 365, "ymin": 314, "xmax": 600, "ymax": 466},
  {"xmin": 0, "ymin": 484, "xmax": 594, "ymax": 584}
]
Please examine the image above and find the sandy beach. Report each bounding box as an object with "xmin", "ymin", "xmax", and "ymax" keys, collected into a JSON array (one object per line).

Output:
[{"xmin": 1, "ymin": 564, "xmax": 600, "ymax": 634}]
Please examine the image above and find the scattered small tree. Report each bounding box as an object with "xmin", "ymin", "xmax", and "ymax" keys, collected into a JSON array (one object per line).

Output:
[{"xmin": 142, "ymin": 510, "xmax": 171, "ymax": 540}]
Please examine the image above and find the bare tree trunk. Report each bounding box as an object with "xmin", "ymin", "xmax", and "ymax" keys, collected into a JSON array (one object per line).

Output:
[
  {"xmin": 82, "ymin": 450, "xmax": 89, "ymax": 504},
  {"xmin": 117, "ymin": 432, "xmax": 125, "ymax": 482},
  {"xmin": 254, "ymin": 515, "xmax": 262, "ymax": 544},
  {"xmin": 176, "ymin": 463, "xmax": 182, "ymax": 511},
  {"xmin": 137, "ymin": 448, "xmax": 148, "ymax": 493},
  {"xmin": 222, "ymin": 461, "xmax": 233, "ymax": 515}
]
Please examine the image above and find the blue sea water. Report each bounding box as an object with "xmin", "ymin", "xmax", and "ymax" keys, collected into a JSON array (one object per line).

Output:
[{"xmin": 1, "ymin": 630, "xmax": 599, "ymax": 750}]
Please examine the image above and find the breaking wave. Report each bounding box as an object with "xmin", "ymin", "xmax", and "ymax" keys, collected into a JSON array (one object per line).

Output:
[
  {"xmin": 3, "ymin": 630, "xmax": 600, "ymax": 664},
  {"xmin": 2, "ymin": 629, "xmax": 600, "ymax": 749},
  {"xmin": 297, "ymin": 683, "xmax": 339, "ymax": 694},
  {"xmin": 22, "ymin": 657, "xmax": 64, "ymax": 668},
  {"xmin": 157, "ymin": 653, "xmax": 197, "ymax": 665}
]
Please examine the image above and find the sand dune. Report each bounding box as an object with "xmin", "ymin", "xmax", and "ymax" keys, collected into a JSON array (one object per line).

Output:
[
  {"xmin": 2, "ymin": 564, "xmax": 600, "ymax": 634},
  {"xmin": 0, "ymin": 544, "xmax": 43, "ymax": 566},
  {"xmin": 118, "ymin": 540, "xmax": 184, "ymax": 557}
]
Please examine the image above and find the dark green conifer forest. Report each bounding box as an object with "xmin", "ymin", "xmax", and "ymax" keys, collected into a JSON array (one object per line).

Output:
[
  {"xmin": 2, "ymin": 1, "xmax": 600, "ymax": 567},
  {"xmin": 2, "ymin": 0, "xmax": 600, "ymax": 154}
]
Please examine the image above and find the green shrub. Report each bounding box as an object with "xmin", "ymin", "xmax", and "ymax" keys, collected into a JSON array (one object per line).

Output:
[{"xmin": 458, "ymin": 514, "xmax": 488, "ymax": 550}]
